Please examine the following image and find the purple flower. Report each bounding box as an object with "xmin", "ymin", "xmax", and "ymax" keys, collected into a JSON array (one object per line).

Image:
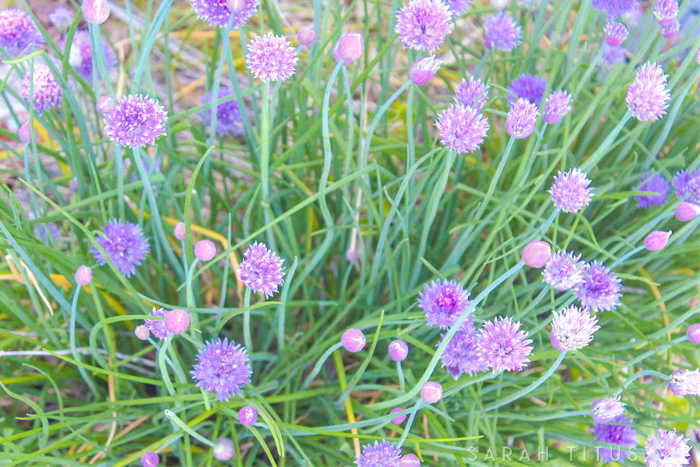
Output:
[
  {"xmin": 239, "ymin": 242, "xmax": 285, "ymax": 298},
  {"xmin": 626, "ymin": 62, "xmax": 670, "ymax": 122},
  {"xmin": 601, "ymin": 45, "xmax": 626, "ymax": 66},
  {"xmin": 604, "ymin": 21, "xmax": 628, "ymax": 45},
  {"xmin": 593, "ymin": 415, "xmax": 637, "ymax": 464},
  {"xmin": 660, "ymin": 18, "xmax": 679, "ymax": 38},
  {"xmin": 592, "ymin": 0, "xmax": 638, "ymax": 19},
  {"xmin": 549, "ymin": 168, "xmax": 594, "ymax": 213},
  {"xmin": 49, "ymin": 6, "xmax": 73, "ymax": 30},
  {"xmin": 21, "ymin": 64, "xmax": 63, "ymax": 115},
  {"xmin": 591, "ymin": 396, "xmax": 626, "ymax": 423},
  {"xmin": 0, "ymin": 8, "xmax": 44, "ymax": 57},
  {"xmin": 550, "ymin": 305, "xmax": 600, "ymax": 351},
  {"xmin": 201, "ymin": 87, "xmax": 245, "ymax": 136},
  {"xmin": 190, "ymin": 0, "xmax": 259, "ymax": 28},
  {"xmin": 144, "ymin": 307, "xmax": 170, "ymax": 340},
  {"xmin": 507, "ymin": 74, "xmax": 547, "ymax": 108},
  {"xmin": 543, "ymin": 90, "xmax": 572, "ymax": 124},
  {"xmin": 543, "ymin": 250, "xmax": 584, "ymax": 291},
  {"xmin": 435, "ymin": 104, "xmax": 489, "ymax": 153},
  {"xmin": 669, "ymin": 368, "xmax": 700, "ymax": 396},
  {"xmin": 65, "ymin": 30, "xmax": 116, "ymax": 82},
  {"xmin": 356, "ymin": 440, "xmax": 402, "ymax": 467},
  {"xmin": 454, "ymin": 77, "xmax": 489, "ymax": 112},
  {"xmin": 477, "ymin": 316, "xmax": 533, "ymax": 372},
  {"xmin": 506, "ymin": 98, "xmax": 538, "ymax": 139},
  {"xmin": 440, "ymin": 323, "xmax": 488, "ymax": 379},
  {"xmin": 673, "ymin": 169, "xmax": 700, "ymax": 205},
  {"xmin": 484, "ymin": 12, "xmax": 522, "ymax": 51},
  {"xmin": 645, "ymin": 430, "xmax": 692, "ymax": 467},
  {"xmin": 653, "ymin": 0, "xmax": 678, "ymax": 26},
  {"xmin": 191, "ymin": 337, "xmax": 252, "ymax": 402},
  {"xmin": 104, "ymin": 95, "xmax": 168, "ymax": 149},
  {"xmin": 445, "ymin": 0, "xmax": 472, "ymax": 15},
  {"xmin": 410, "ymin": 55, "xmax": 442, "ymax": 86},
  {"xmin": 246, "ymin": 33, "xmax": 298, "ymax": 81},
  {"xmin": 574, "ymin": 261, "xmax": 622, "ymax": 312},
  {"xmin": 635, "ymin": 172, "xmax": 671, "ymax": 208},
  {"xmin": 418, "ymin": 279, "xmax": 472, "ymax": 330},
  {"xmin": 395, "ymin": 0, "xmax": 454, "ymax": 53},
  {"xmin": 90, "ymin": 219, "xmax": 150, "ymax": 278}
]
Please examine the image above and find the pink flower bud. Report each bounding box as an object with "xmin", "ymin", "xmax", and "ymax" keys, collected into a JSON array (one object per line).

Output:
[
  {"xmin": 644, "ymin": 230, "xmax": 671, "ymax": 251},
  {"xmin": 420, "ymin": 381, "xmax": 442, "ymax": 403},
  {"xmin": 213, "ymin": 437, "xmax": 235, "ymax": 461},
  {"xmin": 165, "ymin": 309, "xmax": 190, "ymax": 334},
  {"xmin": 409, "ymin": 56, "xmax": 442, "ymax": 86},
  {"xmin": 388, "ymin": 340, "xmax": 409, "ymax": 362},
  {"xmin": 522, "ymin": 240, "xmax": 551, "ymax": 268},
  {"xmin": 70, "ymin": 178, "xmax": 78, "ymax": 193},
  {"xmin": 18, "ymin": 121, "xmax": 33, "ymax": 145},
  {"xmin": 174, "ymin": 222, "xmax": 186, "ymax": 241},
  {"xmin": 336, "ymin": 32, "xmax": 364, "ymax": 63},
  {"xmin": 226, "ymin": 0, "xmax": 246, "ymax": 13},
  {"xmin": 140, "ymin": 451, "xmax": 160, "ymax": 467},
  {"xmin": 134, "ymin": 325, "xmax": 150, "ymax": 341},
  {"xmin": 341, "ymin": 328, "xmax": 366, "ymax": 353},
  {"xmin": 390, "ymin": 408, "xmax": 406, "ymax": 424},
  {"xmin": 194, "ymin": 240, "xmax": 216, "ymax": 261},
  {"xmin": 401, "ymin": 454, "xmax": 422, "ymax": 467},
  {"xmin": 333, "ymin": 44, "xmax": 351, "ymax": 65},
  {"xmin": 297, "ymin": 25, "xmax": 317, "ymax": 46},
  {"xmin": 675, "ymin": 202, "xmax": 700, "ymax": 222},
  {"xmin": 238, "ymin": 405, "xmax": 258, "ymax": 426},
  {"xmin": 97, "ymin": 95, "xmax": 116, "ymax": 114},
  {"xmin": 687, "ymin": 323, "xmax": 700, "ymax": 344},
  {"xmin": 82, "ymin": 0, "xmax": 110, "ymax": 25},
  {"xmin": 75, "ymin": 265, "xmax": 93, "ymax": 286}
]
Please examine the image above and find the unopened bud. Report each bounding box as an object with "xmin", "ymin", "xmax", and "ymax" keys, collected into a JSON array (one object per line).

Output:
[
  {"xmin": 82, "ymin": 0, "xmax": 110, "ymax": 25},
  {"xmin": 522, "ymin": 240, "xmax": 551, "ymax": 268},
  {"xmin": 297, "ymin": 25, "xmax": 317, "ymax": 46},
  {"xmin": 336, "ymin": 32, "xmax": 364, "ymax": 63},
  {"xmin": 643, "ymin": 230, "xmax": 671, "ymax": 251}
]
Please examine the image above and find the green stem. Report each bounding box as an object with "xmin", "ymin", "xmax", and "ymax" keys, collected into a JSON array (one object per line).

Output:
[
  {"xmin": 158, "ymin": 334, "xmax": 175, "ymax": 396},
  {"xmin": 302, "ymin": 342, "xmax": 344, "ymax": 390},
  {"xmin": 260, "ymin": 80, "xmax": 276, "ymax": 249},
  {"xmin": 243, "ymin": 288, "xmax": 252, "ymax": 352},
  {"xmin": 165, "ymin": 409, "xmax": 218, "ymax": 448}
]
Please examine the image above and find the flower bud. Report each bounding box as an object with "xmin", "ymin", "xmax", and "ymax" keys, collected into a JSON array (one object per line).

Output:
[
  {"xmin": 522, "ymin": 240, "xmax": 551, "ymax": 268},
  {"xmin": 97, "ymin": 95, "xmax": 116, "ymax": 114},
  {"xmin": 18, "ymin": 121, "xmax": 34, "ymax": 145},
  {"xmin": 388, "ymin": 340, "xmax": 409, "ymax": 362},
  {"xmin": 165, "ymin": 309, "xmax": 190, "ymax": 334},
  {"xmin": 213, "ymin": 437, "xmax": 235, "ymax": 461},
  {"xmin": 70, "ymin": 178, "xmax": 78, "ymax": 193},
  {"xmin": 401, "ymin": 454, "xmax": 422, "ymax": 467},
  {"xmin": 336, "ymin": 32, "xmax": 364, "ymax": 63},
  {"xmin": 226, "ymin": 0, "xmax": 246, "ymax": 13},
  {"xmin": 687, "ymin": 323, "xmax": 700, "ymax": 344},
  {"xmin": 297, "ymin": 25, "xmax": 317, "ymax": 46},
  {"xmin": 669, "ymin": 368, "xmax": 700, "ymax": 397},
  {"xmin": 341, "ymin": 328, "xmax": 366, "ymax": 353},
  {"xmin": 82, "ymin": 0, "xmax": 110, "ymax": 25},
  {"xmin": 238, "ymin": 406, "xmax": 258, "ymax": 426},
  {"xmin": 549, "ymin": 331, "xmax": 565, "ymax": 352},
  {"xmin": 390, "ymin": 408, "xmax": 406, "ymax": 425},
  {"xmin": 675, "ymin": 202, "xmax": 700, "ymax": 222},
  {"xmin": 174, "ymin": 222, "xmax": 186, "ymax": 241},
  {"xmin": 75, "ymin": 265, "xmax": 93, "ymax": 286},
  {"xmin": 140, "ymin": 451, "xmax": 160, "ymax": 467},
  {"xmin": 590, "ymin": 396, "xmax": 625, "ymax": 423},
  {"xmin": 420, "ymin": 381, "xmax": 442, "ymax": 403},
  {"xmin": 644, "ymin": 230, "xmax": 671, "ymax": 251},
  {"xmin": 194, "ymin": 239, "xmax": 216, "ymax": 261},
  {"xmin": 134, "ymin": 325, "xmax": 150, "ymax": 341},
  {"xmin": 333, "ymin": 44, "xmax": 350, "ymax": 66},
  {"xmin": 409, "ymin": 56, "xmax": 442, "ymax": 86}
]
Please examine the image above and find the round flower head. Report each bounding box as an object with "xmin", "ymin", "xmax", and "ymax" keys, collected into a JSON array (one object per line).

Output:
[
  {"xmin": 421, "ymin": 381, "xmax": 443, "ymax": 403},
  {"xmin": 191, "ymin": 337, "xmax": 252, "ymax": 402},
  {"xmin": 21, "ymin": 64, "xmax": 63, "ymax": 115},
  {"xmin": 336, "ymin": 32, "xmax": 364, "ymax": 63},
  {"xmin": 0, "ymin": 9, "xmax": 44, "ymax": 57},
  {"xmin": 507, "ymin": 74, "xmax": 547, "ymax": 108},
  {"xmin": 356, "ymin": 440, "xmax": 402, "ymax": 467},
  {"xmin": 435, "ymin": 104, "xmax": 489, "ymax": 154},
  {"xmin": 626, "ymin": 62, "xmax": 670, "ymax": 122},
  {"xmin": 212, "ymin": 437, "xmax": 235, "ymax": 461},
  {"xmin": 390, "ymin": 408, "xmax": 406, "ymax": 425},
  {"xmin": 140, "ymin": 451, "xmax": 159, "ymax": 467},
  {"xmin": 635, "ymin": 172, "xmax": 671, "ymax": 208},
  {"xmin": 395, "ymin": 0, "xmax": 454, "ymax": 53},
  {"xmin": 601, "ymin": 45, "xmax": 626, "ymax": 66},
  {"xmin": 65, "ymin": 30, "xmax": 116, "ymax": 82},
  {"xmin": 388, "ymin": 340, "xmax": 409, "ymax": 362},
  {"xmin": 653, "ymin": 0, "xmax": 678, "ymax": 26},
  {"xmin": 75, "ymin": 265, "xmax": 93, "ymax": 286},
  {"xmin": 341, "ymin": 328, "xmax": 366, "ymax": 353},
  {"xmin": 645, "ymin": 429, "xmax": 691, "ymax": 467},
  {"xmin": 549, "ymin": 168, "xmax": 594, "ymax": 213},
  {"xmin": 543, "ymin": 251, "xmax": 584, "ymax": 291},
  {"xmin": 418, "ymin": 279, "xmax": 472, "ymax": 330},
  {"xmin": 604, "ymin": 21, "xmax": 628, "ymax": 46},
  {"xmin": 659, "ymin": 18, "xmax": 679, "ymax": 38},
  {"xmin": 440, "ymin": 324, "xmax": 488, "ymax": 379},
  {"xmin": 550, "ymin": 305, "xmax": 600, "ymax": 352},
  {"xmin": 104, "ymin": 95, "xmax": 167, "ymax": 149},
  {"xmin": 145, "ymin": 307, "xmax": 170, "ymax": 340},
  {"xmin": 401, "ymin": 454, "xmax": 421, "ymax": 467},
  {"xmin": 669, "ymin": 368, "xmax": 700, "ymax": 396},
  {"xmin": 82, "ymin": 0, "xmax": 110, "ymax": 25},
  {"xmin": 673, "ymin": 169, "xmax": 700, "ymax": 205},
  {"xmin": 201, "ymin": 87, "xmax": 245, "ymax": 136},
  {"xmin": 410, "ymin": 55, "xmax": 442, "ymax": 86},
  {"xmin": 644, "ymin": 230, "xmax": 671, "ymax": 251},
  {"xmin": 246, "ymin": 33, "xmax": 298, "ymax": 81},
  {"xmin": 522, "ymin": 240, "xmax": 551, "ymax": 268},
  {"xmin": 239, "ymin": 242, "xmax": 285, "ymax": 298},
  {"xmin": 477, "ymin": 316, "xmax": 533, "ymax": 372},
  {"xmin": 592, "ymin": 0, "xmax": 638, "ymax": 19},
  {"xmin": 238, "ymin": 406, "xmax": 258, "ymax": 426},
  {"xmin": 506, "ymin": 98, "xmax": 538, "ymax": 139},
  {"xmin": 593, "ymin": 415, "xmax": 637, "ymax": 464},
  {"xmin": 445, "ymin": 0, "xmax": 472, "ymax": 15},
  {"xmin": 543, "ymin": 90, "xmax": 572, "ymax": 124},
  {"xmin": 484, "ymin": 12, "xmax": 522, "ymax": 51},
  {"xmin": 165, "ymin": 309, "xmax": 190, "ymax": 334},
  {"xmin": 297, "ymin": 25, "xmax": 317, "ymax": 45},
  {"xmin": 454, "ymin": 77, "xmax": 489, "ymax": 112},
  {"xmin": 194, "ymin": 240, "xmax": 217, "ymax": 261},
  {"xmin": 591, "ymin": 396, "xmax": 626, "ymax": 423},
  {"xmin": 90, "ymin": 219, "xmax": 150, "ymax": 278},
  {"xmin": 190, "ymin": 0, "xmax": 259, "ymax": 28},
  {"xmin": 134, "ymin": 325, "xmax": 150, "ymax": 341},
  {"xmin": 574, "ymin": 261, "xmax": 622, "ymax": 312},
  {"xmin": 49, "ymin": 6, "xmax": 73, "ymax": 30}
]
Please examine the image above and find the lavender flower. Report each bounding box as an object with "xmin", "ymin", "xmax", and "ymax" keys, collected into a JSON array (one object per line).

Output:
[
  {"xmin": 144, "ymin": 307, "xmax": 170, "ymax": 340},
  {"xmin": 239, "ymin": 242, "xmax": 285, "ymax": 298},
  {"xmin": 673, "ymin": 169, "xmax": 700, "ymax": 205},
  {"xmin": 591, "ymin": 396, "xmax": 626, "ymax": 423},
  {"xmin": 635, "ymin": 172, "xmax": 671, "ymax": 208},
  {"xmin": 484, "ymin": 12, "xmax": 522, "ymax": 51},
  {"xmin": 477, "ymin": 316, "xmax": 533, "ymax": 372},
  {"xmin": 201, "ymin": 87, "xmax": 245, "ymax": 136},
  {"xmin": 191, "ymin": 337, "xmax": 252, "ymax": 402},
  {"xmin": 549, "ymin": 168, "xmax": 594, "ymax": 213},
  {"xmin": 90, "ymin": 219, "xmax": 150, "ymax": 278},
  {"xmin": 440, "ymin": 323, "xmax": 488, "ymax": 379},
  {"xmin": 190, "ymin": 0, "xmax": 259, "ymax": 28},
  {"xmin": 65, "ymin": 30, "xmax": 116, "ymax": 82},
  {"xmin": 356, "ymin": 440, "xmax": 402, "ymax": 467},
  {"xmin": 435, "ymin": 104, "xmax": 489, "ymax": 153},
  {"xmin": 543, "ymin": 90, "xmax": 572, "ymax": 124},
  {"xmin": 574, "ymin": 261, "xmax": 622, "ymax": 312},
  {"xmin": 246, "ymin": 33, "xmax": 298, "ymax": 81},
  {"xmin": 592, "ymin": 0, "xmax": 638, "ymax": 19},
  {"xmin": 660, "ymin": 18, "xmax": 679, "ymax": 38},
  {"xmin": 410, "ymin": 55, "xmax": 442, "ymax": 86},
  {"xmin": 645, "ymin": 430, "xmax": 692, "ymax": 467},
  {"xmin": 49, "ymin": 6, "xmax": 73, "ymax": 30},
  {"xmin": 601, "ymin": 45, "xmax": 626, "ymax": 66},
  {"xmin": 507, "ymin": 74, "xmax": 547, "ymax": 108},
  {"xmin": 21, "ymin": 64, "xmax": 63, "ymax": 115},
  {"xmin": 604, "ymin": 21, "xmax": 628, "ymax": 45},
  {"xmin": 543, "ymin": 251, "xmax": 584, "ymax": 291},
  {"xmin": 395, "ymin": 0, "xmax": 454, "ymax": 53},
  {"xmin": 669, "ymin": 368, "xmax": 700, "ymax": 396},
  {"xmin": 418, "ymin": 279, "xmax": 472, "ymax": 330},
  {"xmin": 593, "ymin": 416, "xmax": 637, "ymax": 464},
  {"xmin": 550, "ymin": 305, "xmax": 600, "ymax": 351},
  {"xmin": 626, "ymin": 62, "xmax": 670, "ymax": 121},
  {"xmin": 506, "ymin": 98, "xmax": 538, "ymax": 139},
  {"xmin": 445, "ymin": 0, "xmax": 472, "ymax": 15},
  {"xmin": 104, "ymin": 95, "xmax": 168, "ymax": 149},
  {"xmin": 454, "ymin": 77, "xmax": 489, "ymax": 112},
  {"xmin": 0, "ymin": 9, "xmax": 44, "ymax": 57},
  {"xmin": 653, "ymin": 0, "xmax": 678, "ymax": 26}
]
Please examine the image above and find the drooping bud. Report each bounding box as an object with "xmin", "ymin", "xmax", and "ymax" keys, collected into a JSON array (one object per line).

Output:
[
  {"xmin": 336, "ymin": 32, "xmax": 364, "ymax": 63},
  {"xmin": 18, "ymin": 121, "xmax": 34, "ymax": 145},
  {"xmin": 297, "ymin": 25, "xmax": 317, "ymax": 46},
  {"xmin": 420, "ymin": 381, "xmax": 442, "ymax": 403},
  {"xmin": 341, "ymin": 328, "xmax": 366, "ymax": 353},
  {"xmin": 590, "ymin": 396, "xmax": 626, "ymax": 423},
  {"xmin": 522, "ymin": 240, "xmax": 551, "ymax": 268},
  {"xmin": 409, "ymin": 56, "xmax": 442, "ymax": 86},
  {"xmin": 82, "ymin": 0, "xmax": 110, "ymax": 25},
  {"xmin": 226, "ymin": 0, "xmax": 246, "ymax": 13},
  {"xmin": 194, "ymin": 239, "xmax": 216, "ymax": 261},
  {"xmin": 164, "ymin": 309, "xmax": 190, "ymax": 334},
  {"xmin": 643, "ymin": 230, "xmax": 671, "ymax": 251},
  {"xmin": 97, "ymin": 95, "xmax": 116, "ymax": 114},
  {"xmin": 675, "ymin": 202, "xmax": 700, "ymax": 222},
  {"xmin": 75, "ymin": 265, "xmax": 93, "ymax": 286},
  {"xmin": 134, "ymin": 325, "xmax": 150, "ymax": 341}
]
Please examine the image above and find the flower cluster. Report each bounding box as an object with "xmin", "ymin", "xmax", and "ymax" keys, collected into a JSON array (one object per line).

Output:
[
  {"xmin": 144, "ymin": 307, "xmax": 170, "ymax": 340},
  {"xmin": 550, "ymin": 305, "xmax": 600, "ymax": 352},
  {"xmin": 626, "ymin": 62, "xmax": 670, "ymax": 122},
  {"xmin": 636, "ymin": 172, "xmax": 671, "ymax": 208},
  {"xmin": 673, "ymin": 169, "xmax": 700, "ymax": 205},
  {"xmin": 440, "ymin": 323, "xmax": 488, "ymax": 379},
  {"xmin": 604, "ymin": 21, "xmax": 628, "ymax": 46},
  {"xmin": 543, "ymin": 251, "xmax": 584, "ymax": 291},
  {"xmin": 104, "ymin": 95, "xmax": 168, "ymax": 148},
  {"xmin": 454, "ymin": 77, "xmax": 489, "ymax": 112},
  {"xmin": 21, "ymin": 64, "xmax": 63, "ymax": 115},
  {"xmin": 0, "ymin": 8, "xmax": 43, "ymax": 57},
  {"xmin": 477, "ymin": 317, "xmax": 533, "ymax": 372},
  {"xmin": 653, "ymin": 0, "xmax": 679, "ymax": 38},
  {"xmin": 484, "ymin": 12, "xmax": 522, "ymax": 51},
  {"xmin": 90, "ymin": 219, "xmax": 150, "ymax": 278},
  {"xmin": 592, "ymin": 415, "xmax": 637, "ymax": 464},
  {"xmin": 418, "ymin": 279, "xmax": 472, "ymax": 329},
  {"xmin": 201, "ymin": 87, "xmax": 245, "ymax": 136},
  {"xmin": 543, "ymin": 90, "xmax": 572, "ymax": 124},
  {"xmin": 507, "ymin": 74, "xmax": 547, "ymax": 108},
  {"xmin": 355, "ymin": 440, "xmax": 402, "ymax": 467},
  {"xmin": 435, "ymin": 104, "xmax": 489, "ymax": 153},
  {"xmin": 506, "ymin": 98, "xmax": 538, "ymax": 139},
  {"xmin": 239, "ymin": 242, "xmax": 285, "ymax": 298},
  {"xmin": 190, "ymin": 0, "xmax": 259, "ymax": 28},
  {"xmin": 191, "ymin": 338, "xmax": 252, "ymax": 402},
  {"xmin": 549, "ymin": 168, "xmax": 594, "ymax": 213},
  {"xmin": 65, "ymin": 30, "xmax": 117, "ymax": 82},
  {"xmin": 395, "ymin": 0, "xmax": 453, "ymax": 52},
  {"xmin": 247, "ymin": 33, "xmax": 298, "ymax": 81},
  {"xmin": 574, "ymin": 261, "xmax": 622, "ymax": 312},
  {"xmin": 645, "ymin": 430, "xmax": 692, "ymax": 467}
]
